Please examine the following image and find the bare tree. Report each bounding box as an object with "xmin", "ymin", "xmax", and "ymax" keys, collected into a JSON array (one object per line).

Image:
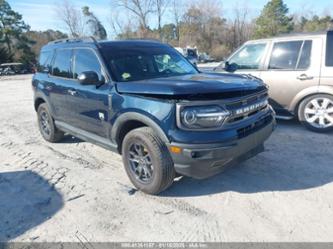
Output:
[
  {"xmin": 109, "ymin": 12, "xmax": 124, "ymax": 37},
  {"xmin": 55, "ymin": 0, "xmax": 85, "ymax": 37},
  {"xmin": 231, "ymin": 2, "xmax": 251, "ymax": 48},
  {"xmin": 154, "ymin": 0, "xmax": 168, "ymax": 39},
  {"xmin": 117, "ymin": 0, "xmax": 154, "ymax": 36},
  {"xmin": 109, "ymin": 10, "xmax": 134, "ymax": 39},
  {"xmin": 180, "ymin": 0, "xmax": 224, "ymax": 49},
  {"xmin": 292, "ymin": 3, "xmax": 315, "ymax": 32},
  {"xmin": 171, "ymin": 0, "xmax": 183, "ymax": 43}
]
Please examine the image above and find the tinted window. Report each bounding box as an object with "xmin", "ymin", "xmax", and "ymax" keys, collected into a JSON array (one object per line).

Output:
[
  {"xmin": 52, "ymin": 49, "xmax": 72, "ymax": 78},
  {"xmin": 73, "ymin": 49, "xmax": 103, "ymax": 81},
  {"xmin": 102, "ymin": 45, "xmax": 198, "ymax": 82},
  {"xmin": 269, "ymin": 41, "xmax": 303, "ymax": 70},
  {"xmin": 38, "ymin": 51, "xmax": 53, "ymax": 73},
  {"xmin": 297, "ymin": 40, "xmax": 312, "ymax": 70},
  {"xmin": 326, "ymin": 31, "xmax": 333, "ymax": 66},
  {"xmin": 228, "ymin": 43, "xmax": 267, "ymax": 70}
]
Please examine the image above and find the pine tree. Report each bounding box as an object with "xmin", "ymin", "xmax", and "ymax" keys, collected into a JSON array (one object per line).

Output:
[
  {"xmin": 0, "ymin": 0, "xmax": 35, "ymax": 63},
  {"xmin": 0, "ymin": 46, "xmax": 12, "ymax": 64},
  {"xmin": 82, "ymin": 6, "xmax": 107, "ymax": 40},
  {"xmin": 254, "ymin": 0, "xmax": 293, "ymax": 39},
  {"xmin": 0, "ymin": 0, "xmax": 30, "ymax": 52}
]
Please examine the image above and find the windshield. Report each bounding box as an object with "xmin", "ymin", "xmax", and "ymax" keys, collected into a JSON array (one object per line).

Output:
[
  {"xmin": 228, "ymin": 43, "xmax": 267, "ymax": 70},
  {"xmin": 102, "ymin": 44, "xmax": 198, "ymax": 82}
]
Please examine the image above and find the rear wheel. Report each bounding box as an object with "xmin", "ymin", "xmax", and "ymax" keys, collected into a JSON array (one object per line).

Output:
[
  {"xmin": 122, "ymin": 127, "xmax": 175, "ymax": 195},
  {"xmin": 298, "ymin": 94, "xmax": 333, "ymax": 133},
  {"xmin": 37, "ymin": 103, "xmax": 64, "ymax": 142}
]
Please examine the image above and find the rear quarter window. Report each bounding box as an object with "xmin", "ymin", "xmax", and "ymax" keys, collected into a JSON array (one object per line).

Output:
[
  {"xmin": 326, "ymin": 31, "xmax": 333, "ymax": 67},
  {"xmin": 37, "ymin": 51, "xmax": 53, "ymax": 73}
]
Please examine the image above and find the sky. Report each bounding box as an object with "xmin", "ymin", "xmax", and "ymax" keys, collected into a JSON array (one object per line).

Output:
[{"xmin": 7, "ymin": 0, "xmax": 333, "ymax": 37}]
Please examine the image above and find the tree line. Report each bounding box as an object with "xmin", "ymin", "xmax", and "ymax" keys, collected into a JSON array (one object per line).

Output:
[
  {"xmin": 1, "ymin": 0, "xmax": 333, "ymax": 65},
  {"xmin": 108, "ymin": 0, "xmax": 332, "ymax": 60}
]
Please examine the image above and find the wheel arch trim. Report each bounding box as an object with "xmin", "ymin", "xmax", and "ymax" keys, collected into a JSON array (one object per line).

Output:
[
  {"xmin": 111, "ymin": 112, "xmax": 170, "ymax": 146},
  {"xmin": 34, "ymin": 92, "xmax": 55, "ymax": 116},
  {"xmin": 290, "ymin": 85, "xmax": 333, "ymax": 113}
]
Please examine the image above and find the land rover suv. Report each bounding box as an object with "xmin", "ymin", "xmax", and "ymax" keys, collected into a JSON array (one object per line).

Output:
[
  {"xmin": 32, "ymin": 38, "xmax": 275, "ymax": 194},
  {"xmin": 214, "ymin": 31, "xmax": 333, "ymax": 132}
]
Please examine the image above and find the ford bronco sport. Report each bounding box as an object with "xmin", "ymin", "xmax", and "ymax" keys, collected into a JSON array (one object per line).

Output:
[
  {"xmin": 214, "ymin": 30, "xmax": 333, "ymax": 133},
  {"xmin": 32, "ymin": 38, "xmax": 275, "ymax": 194}
]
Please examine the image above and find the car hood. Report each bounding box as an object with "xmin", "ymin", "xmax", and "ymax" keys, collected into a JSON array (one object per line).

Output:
[{"xmin": 115, "ymin": 73, "xmax": 266, "ymax": 97}]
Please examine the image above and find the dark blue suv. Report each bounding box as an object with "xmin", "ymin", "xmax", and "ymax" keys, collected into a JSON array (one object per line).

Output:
[{"xmin": 32, "ymin": 37, "xmax": 275, "ymax": 194}]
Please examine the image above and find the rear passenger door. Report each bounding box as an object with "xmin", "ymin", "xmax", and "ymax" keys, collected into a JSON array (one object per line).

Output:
[
  {"xmin": 48, "ymin": 48, "xmax": 74, "ymax": 121},
  {"xmin": 259, "ymin": 38, "xmax": 322, "ymax": 113},
  {"xmin": 66, "ymin": 48, "xmax": 110, "ymax": 137}
]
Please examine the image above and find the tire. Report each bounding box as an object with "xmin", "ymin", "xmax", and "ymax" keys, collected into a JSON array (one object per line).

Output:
[
  {"xmin": 298, "ymin": 94, "xmax": 333, "ymax": 133},
  {"xmin": 122, "ymin": 127, "xmax": 175, "ymax": 195},
  {"xmin": 37, "ymin": 103, "xmax": 64, "ymax": 142}
]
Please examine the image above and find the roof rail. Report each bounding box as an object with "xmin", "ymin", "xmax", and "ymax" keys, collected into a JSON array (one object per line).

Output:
[
  {"xmin": 274, "ymin": 30, "xmax": 330, "ymax": 38},
  {"xmin": 121, "ymin": 38, "xmax": 162, "ymax": 43},
  {"xmin": 48, "ymin": 36, "xmax": 101, "ymax": 47}
]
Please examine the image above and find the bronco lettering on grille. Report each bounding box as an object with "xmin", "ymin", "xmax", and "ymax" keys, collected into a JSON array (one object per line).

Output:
[{"xmin": 234, "ymin": 100, "xmax": 268, "ymax": 116}]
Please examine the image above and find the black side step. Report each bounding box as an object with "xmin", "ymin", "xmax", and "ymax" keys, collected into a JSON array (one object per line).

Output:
[{"xmin": 55, "ymin": 121, "xmax": 118, "ymax": 152}]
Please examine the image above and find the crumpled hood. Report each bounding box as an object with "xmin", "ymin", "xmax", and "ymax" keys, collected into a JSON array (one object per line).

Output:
[{"xmin": 116, "ymin": 73, "xmax": 266, "ymax": 96}]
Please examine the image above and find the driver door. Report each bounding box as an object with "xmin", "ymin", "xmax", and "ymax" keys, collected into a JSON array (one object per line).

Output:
[{"xmin": 66, "ymin": 48, "xmax": 110, "ymax": 137}]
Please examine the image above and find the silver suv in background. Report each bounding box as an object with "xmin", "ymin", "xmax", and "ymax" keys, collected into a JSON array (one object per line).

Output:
[{"xmin": 214, "ymin": 31, "xmax": 333, "ymax": 132}]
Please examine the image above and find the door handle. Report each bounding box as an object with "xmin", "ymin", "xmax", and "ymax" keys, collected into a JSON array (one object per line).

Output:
[
  {"xmin": 67, "ymin": 89, "xmax": 77, "ymax": 95},
  {"xmin": 297, "ymin": 74, "xmax": 314, "ymax": 81}
]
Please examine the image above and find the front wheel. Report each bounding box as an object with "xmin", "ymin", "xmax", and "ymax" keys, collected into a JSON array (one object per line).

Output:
[
  {"xmin": 298, "ymin": 94, "xmax": 333, "ymax": 133},
  {"xmin": 121, "ymin": 127, "xmax": 175, "ymax": 195}
]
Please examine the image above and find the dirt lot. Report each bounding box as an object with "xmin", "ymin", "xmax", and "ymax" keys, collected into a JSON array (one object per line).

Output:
[{"xmin": 0, "ymin": 74, "xmax": 333, "ymax": 242}]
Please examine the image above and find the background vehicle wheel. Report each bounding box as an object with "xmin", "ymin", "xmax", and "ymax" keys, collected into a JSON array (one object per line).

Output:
[
  {"xmin": 122, "ymin": 127, "xmax": 175, "ymax": 195},
  {"xmin": 298, "ymin": 94, "xmax": 333, "ymax": 133},
  {"xmin": 37, "ymin": 103, "xmax": 64, "ymax": 142}
]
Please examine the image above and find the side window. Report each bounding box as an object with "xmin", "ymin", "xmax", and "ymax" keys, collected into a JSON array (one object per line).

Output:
[
  {"xmin": 228, "ymin": 43, "xmax": 267, "ymax": 70},
  {"xmin": 37, "ymin": 51, "xmax": 53, "ymax": 73},
  {"xmin": 326, "ymin": 31, "xmax": 333, "ymax": 67},
  {"xmin": 297, "ymin": 40, "xmax": 312, "ymax": 70},
  {"xmin": 73, "ymin": 49, "xmax": 103, "ymax": 81},
  {"xmin": 269, "ymin": 41, "xmax": 303, "ymax": 70},
  {"xmin": 52, "ymin": 49, "xmax": 73, "ymax": 78}
]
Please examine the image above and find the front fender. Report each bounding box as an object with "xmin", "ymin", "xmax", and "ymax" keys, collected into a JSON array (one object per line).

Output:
[{"xmin": 111, "ymin": 112, "xmax": 170, "ymax": 144}]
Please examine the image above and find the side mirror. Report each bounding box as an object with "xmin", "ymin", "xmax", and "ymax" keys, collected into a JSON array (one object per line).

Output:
[
  {"xmin": 78, "ymin": 71, "xmax": 100, "ymax": 85},
  {"xmin": 224, "ymin": 61, "xmax": 238, "ymax": 73}
]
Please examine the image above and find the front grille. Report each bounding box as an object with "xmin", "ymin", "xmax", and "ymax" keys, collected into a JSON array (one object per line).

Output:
[
  {"xmin": 226, "ymin": 91, "xmax": 269, "ymax": 123},
  {"xmin": 237, "ymin": 115, "xmax": 273, "ymax": 138}
]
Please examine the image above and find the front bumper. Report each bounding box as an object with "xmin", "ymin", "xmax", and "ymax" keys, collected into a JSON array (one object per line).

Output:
[{"xmin": 168, "ymin": 117, "xmax": 275, "ymax": 179}]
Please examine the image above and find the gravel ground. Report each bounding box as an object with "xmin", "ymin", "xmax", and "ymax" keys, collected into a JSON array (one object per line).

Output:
[{"xmin": 0, "ymin": 74, "xmax": 333, "ymax": 242}]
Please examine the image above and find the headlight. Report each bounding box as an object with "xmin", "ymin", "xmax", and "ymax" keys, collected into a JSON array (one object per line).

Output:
[{"xmin": 180, "ymin": 105, "xmax": 230, "ymax": 129}]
